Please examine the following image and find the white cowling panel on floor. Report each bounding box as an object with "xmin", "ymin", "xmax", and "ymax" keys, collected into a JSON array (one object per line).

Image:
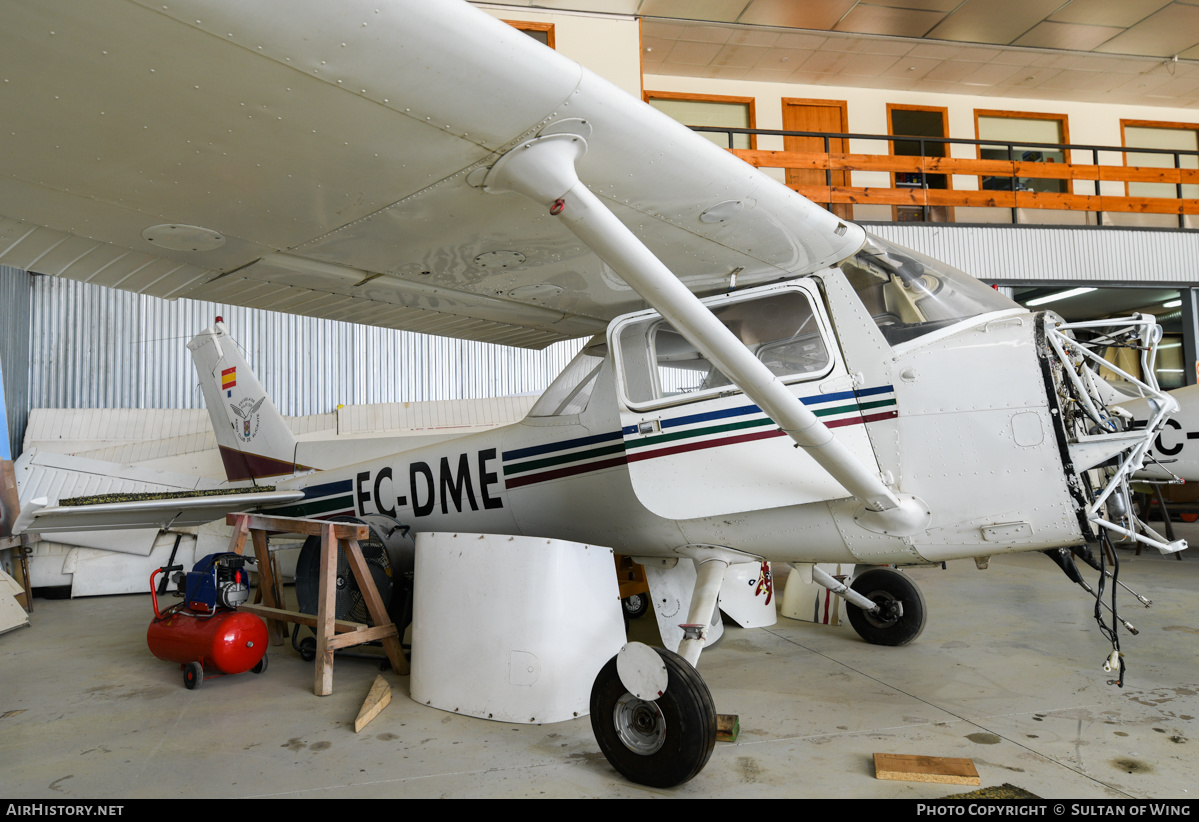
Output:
[
  {"xmin": 717, "ymin": 561, "xmax": 777, "ymax": 629},
  {"xmin": 410, "ymin": 532, "xmax": 626, "ymax": 725},
  {"xmin": 781, "ymin": 563, "xmax": 855, "ymax": 625}
]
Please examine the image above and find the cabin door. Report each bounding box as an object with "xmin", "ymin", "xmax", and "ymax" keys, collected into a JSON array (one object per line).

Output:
[{"xmin": 609, "ymin": 281, "xmax": 890, "ymax": 521}]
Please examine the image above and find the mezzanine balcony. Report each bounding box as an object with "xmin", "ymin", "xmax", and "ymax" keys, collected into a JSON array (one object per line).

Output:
[{"xmin": 697, "ymin": 127, "xmax": 1199, "ymax": 230}]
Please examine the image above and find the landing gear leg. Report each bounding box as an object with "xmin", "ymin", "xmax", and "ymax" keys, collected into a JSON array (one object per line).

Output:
[{"xmin": 589, "ymin": 552, "xmax": 734, "ymax": 787}]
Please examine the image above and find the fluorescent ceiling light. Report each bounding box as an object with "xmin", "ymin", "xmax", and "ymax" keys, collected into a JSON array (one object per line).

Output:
[
  {"xmin": 1025, "ymin": 287, "xmax": 1097, "ymax": 307},
  {"xmin": 1162, "ymin": 299, "xmax": 1182, "ymax": 308}
]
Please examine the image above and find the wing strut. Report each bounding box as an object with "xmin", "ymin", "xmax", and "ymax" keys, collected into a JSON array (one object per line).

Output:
[{"xmin": 484, "ymin": 134, "xmax": 929, "ymax": 535}]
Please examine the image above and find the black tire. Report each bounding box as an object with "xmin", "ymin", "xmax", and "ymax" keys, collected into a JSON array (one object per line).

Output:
[
  {"xmin": 298, "ymin": 636, "xmax": 316, "ymax": 662},
  {"xmin": 622, "ymin": 593, "xmax": 649, "ymax": 620},
  {"xmin": 589, "ymin": 647, "xmax": 716, "ymax": 788},
  {"xmin": 845, "ymin": 567, "xmax": 926, "ymax": 646},
  {"xmin": 183, "ymin": 662, "xmax": 203, "ymax": 690},
  {"xmin": 251, "ymin": 654, "xmax": 268, "ymax": 675}
]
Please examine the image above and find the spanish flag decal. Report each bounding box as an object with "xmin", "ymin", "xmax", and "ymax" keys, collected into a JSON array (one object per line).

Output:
[{"xmin": 222, "ymin": 367, "xmax": 237, "ymax": 397}]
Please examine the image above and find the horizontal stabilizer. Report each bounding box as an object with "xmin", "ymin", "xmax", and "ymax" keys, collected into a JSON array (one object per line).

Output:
[{"xmin": 14, "ymin": 490, "xmax": 305, "ymax": 535}]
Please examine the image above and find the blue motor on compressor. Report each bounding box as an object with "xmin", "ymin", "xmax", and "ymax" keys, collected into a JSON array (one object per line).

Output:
[{"xmin": 183, "ymin": 552, "xmax": 252, "ymax": 612}]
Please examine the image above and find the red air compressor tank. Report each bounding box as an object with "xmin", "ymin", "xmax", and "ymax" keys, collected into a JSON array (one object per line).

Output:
[
  {"xmin": 148, "ymin": 562, "xmax": 268, "ymax": 689},
  {"xmin": 147, "ymin": 607, "xmax": 267, "ymax": 674}
]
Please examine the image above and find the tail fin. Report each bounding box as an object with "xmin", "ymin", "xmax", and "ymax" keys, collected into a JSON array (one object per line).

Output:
[{"xmin": 188, "ymin": 318, "xmax": 304, "ymax": 484}]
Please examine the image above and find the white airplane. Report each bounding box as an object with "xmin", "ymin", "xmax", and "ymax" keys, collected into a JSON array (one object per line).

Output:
[
  {"xmin": 0, "ymin": 0, "xmax": 1186, "ymax": 788},
  {"xmin": 1121, "ymin": 384, "xmax": 1199, "ymax": 484}
]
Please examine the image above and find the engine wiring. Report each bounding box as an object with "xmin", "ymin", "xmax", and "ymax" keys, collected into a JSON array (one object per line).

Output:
[{"xmin": 1095, "ymin": 528, "xmax": 1125, "ymax": 688}]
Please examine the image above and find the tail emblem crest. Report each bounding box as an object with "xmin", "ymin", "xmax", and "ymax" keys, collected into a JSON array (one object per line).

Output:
[{"xmin": 229, "ymin": 396, "xmax": 266, "ymax": 442}]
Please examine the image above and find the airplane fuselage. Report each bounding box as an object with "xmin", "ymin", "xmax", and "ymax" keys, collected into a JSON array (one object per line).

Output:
[{"xmin": 270, "ymin": 265, "xmax": 1095, "ymax": 569}]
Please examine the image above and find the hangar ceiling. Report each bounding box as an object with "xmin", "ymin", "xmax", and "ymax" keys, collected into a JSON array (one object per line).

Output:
[{"xmin": 486, "ymin": 1, "xmax": 1199, "ymax": 107}]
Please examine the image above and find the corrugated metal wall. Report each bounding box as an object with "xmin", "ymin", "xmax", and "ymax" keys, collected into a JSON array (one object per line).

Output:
[
  {"xmin": 22, "ymin": 273, "xmax": 584, "ymax": 424},
  {"xmin": 0, "ymin": 265, "xmax": 32, "ymax": 460},
  {"xmin": 866, "ymin": 224, "xmax": 1199, "ymax": 285}
]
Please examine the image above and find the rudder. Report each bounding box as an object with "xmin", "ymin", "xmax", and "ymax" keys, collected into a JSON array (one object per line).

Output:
[{"xmin": 188, "ymin": 318, "xmax": 303, "ymax": 484}]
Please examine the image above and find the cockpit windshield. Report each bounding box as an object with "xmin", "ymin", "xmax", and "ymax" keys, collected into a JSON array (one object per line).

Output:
[{"xmin": 839, "ymin": 234, "xmax": 1019, "ymax": 345}]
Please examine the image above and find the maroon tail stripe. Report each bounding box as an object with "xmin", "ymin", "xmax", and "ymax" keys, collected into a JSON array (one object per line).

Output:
[{"xmin": 219, "ymin": 446, "xmax": 306, "ymax": 482}]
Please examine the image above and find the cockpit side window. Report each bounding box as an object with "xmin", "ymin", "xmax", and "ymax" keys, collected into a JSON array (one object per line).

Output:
[{"xmin": 617, "ymin": 289, "xmax": 833, "ymax": 410}]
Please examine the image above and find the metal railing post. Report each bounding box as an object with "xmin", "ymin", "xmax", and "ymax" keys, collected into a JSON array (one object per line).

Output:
[
  {"xmin": 1177, "ymin": 151, "xmax": 1185, "ymax": 230},
  {"xmin": 824, "ymin": 135, "xmax": 832, "ymax": 211},
  {"xmin": 1008, "ymin": 143, "xmax": 1018, "ymax": 224},
  {"xmin": 920, "ymin": 137, "xmax": 930, "ymax": 222}
]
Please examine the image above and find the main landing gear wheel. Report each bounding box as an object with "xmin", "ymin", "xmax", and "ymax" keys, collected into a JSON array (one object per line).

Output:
[
  {"xmin": 845, "ymin": 567, "xmax": 927, "ymax": 647},
  {"xmin": 622, "ymin": 593, "xmax": 649, "ymax": 620},
  {"xmin": 590, "ymin": 646, "xmax": 716, "ymax": 788}
]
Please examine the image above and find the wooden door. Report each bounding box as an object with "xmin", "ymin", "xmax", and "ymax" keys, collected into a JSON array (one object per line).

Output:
[{"xmin": 782, "ymin": 98, "xmax": 851, "ymax": 220}]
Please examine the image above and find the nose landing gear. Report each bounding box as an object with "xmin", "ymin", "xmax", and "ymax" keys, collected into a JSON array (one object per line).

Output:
[{"xmin": 809, "ymin": 565, "xmax": 928, "ymax": 647}]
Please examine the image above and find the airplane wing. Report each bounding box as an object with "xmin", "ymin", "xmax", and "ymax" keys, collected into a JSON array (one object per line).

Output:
[{"xmin": 0, "ymin": 0, "xmax": 864, "ymax": 349}]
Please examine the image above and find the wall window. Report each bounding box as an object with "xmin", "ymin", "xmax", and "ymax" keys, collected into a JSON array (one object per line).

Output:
[
  {"xmin": 975, "ymin": 111, "xmax": 1069, "ymax": 194},
  {"xmin": 1121, "ymin": 121, "xmax": 1199, "ymax": 200},
  {"xmin": 504, "ymin": 20, "xmax": 555, "ymax": 48},
  {"xmin": 645, "ymin": 92, "xmax": 756, "ymax": 150}
]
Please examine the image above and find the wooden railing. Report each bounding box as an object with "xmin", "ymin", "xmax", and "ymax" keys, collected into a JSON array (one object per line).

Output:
[{"xmin": 693, "ymin": 127, "xmax": 1199, "ymax": 226}]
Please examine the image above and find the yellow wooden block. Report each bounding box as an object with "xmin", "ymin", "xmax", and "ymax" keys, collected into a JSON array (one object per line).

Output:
[
  {"xmin": 716, "ymin": 714, "xmax": 740, "ymax": 742},
  {"xmin": 874, "ymin": 753, "xmax": 980, "ymax": 785},
  {"xmin": 354, "ymin": 674, "xmax": 392, "ymax": 733}
]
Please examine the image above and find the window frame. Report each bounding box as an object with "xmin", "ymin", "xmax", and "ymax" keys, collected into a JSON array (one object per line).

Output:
[
  {"xmin": 609, "ymin": 283, "xmax": 836, "ymax": 413},
  {"xmin": 973, "ymin": 109, "xmax": 1071, "ymax": 195},
  {"xmin": 1119, "ymin": 118, "xmax": 1199, "ymax": 199},
  {"xmin": 503, "ymin": 19, "xmax": 555, "ymax": 49},
  {"xmin": 887, "ymin": 103, "xmax": 952, "ymax": 223},
  {"xmin": 644, "ymin": 90, "xmax": 758, "ymax": 150}
]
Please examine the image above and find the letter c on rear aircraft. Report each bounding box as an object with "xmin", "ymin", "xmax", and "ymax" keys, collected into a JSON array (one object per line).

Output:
[
  {"xmin": 374, "ymin": 466, "xmax": 397, "ymax": 517},
  {"xmin": 1157, "ymin": 418, "xmax": 1183, "ymax": 456}
]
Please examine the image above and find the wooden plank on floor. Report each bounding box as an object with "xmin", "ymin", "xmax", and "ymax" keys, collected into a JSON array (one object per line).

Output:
[
  {"xmin": 355, "ymin": 674, "xmax": 392, "ymax": 733},
  {"xmin": 874, "ymin": 753, "xmax": 980, "ymax": 785}
]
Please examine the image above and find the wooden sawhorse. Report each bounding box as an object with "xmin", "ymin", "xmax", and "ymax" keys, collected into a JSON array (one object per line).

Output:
[{"xmin": 225, "ymin": 513, "xmax": 408, "ymax": 696}]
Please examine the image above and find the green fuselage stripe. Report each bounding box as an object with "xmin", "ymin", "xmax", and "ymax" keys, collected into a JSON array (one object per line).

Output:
[
  {"xmin": 811, "ymin": 402, "xmax": 862, "ymax": 418},
  {"xmin": 625, "ymin": 397, "xmax": 896, "ymax": 452},
  {"xmin": 625, "ymin": 416, "xmax": 773, "ymax": 450},
  {"xmin": 502, "ymin": 394, "xmax": 898, "ymax": 480},
  {"xmin": 504, "ymin": 442, "xmax": 628, "ymax": 476},
  {"xmin": 856, "ymin": 398, "xmax": 897, "ymax": 412},
  {"xmin": 267, "ymin": 494, "xmax": 354, "ymax": 518}
]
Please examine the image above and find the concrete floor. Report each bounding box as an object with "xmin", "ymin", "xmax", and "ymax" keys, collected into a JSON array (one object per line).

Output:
[{"xmin": 2, "ymin": 535, "xmax": 1197, "ymax": 799}]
